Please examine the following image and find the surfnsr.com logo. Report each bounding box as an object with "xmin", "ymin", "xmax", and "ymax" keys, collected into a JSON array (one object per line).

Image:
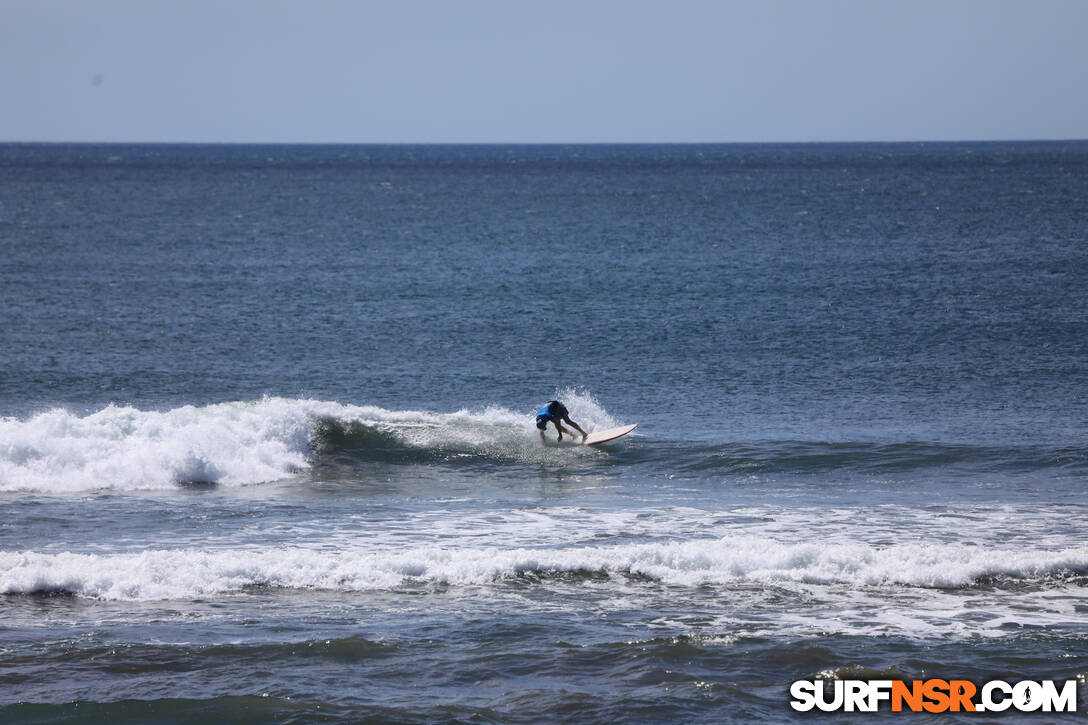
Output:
[{"xmin": 790, "ymin": 679, "xmax": 1080, "ymax": 713}]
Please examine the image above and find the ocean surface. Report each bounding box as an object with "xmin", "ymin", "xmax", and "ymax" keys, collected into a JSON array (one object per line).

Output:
[{"xmin": 1, "ymin": 142, "xmax": 1086, "ymax": 723}]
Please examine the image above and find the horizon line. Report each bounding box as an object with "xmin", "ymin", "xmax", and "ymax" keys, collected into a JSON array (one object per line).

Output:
[{"xmin": 3, "ymin": 137, "xmax": 1087, "ymax": 147}]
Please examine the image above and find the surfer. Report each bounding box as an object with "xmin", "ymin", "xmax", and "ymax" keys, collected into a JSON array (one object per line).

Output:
[{"xmin": 536, "ymin": 400, "xmax": 587, "ymax": 443}]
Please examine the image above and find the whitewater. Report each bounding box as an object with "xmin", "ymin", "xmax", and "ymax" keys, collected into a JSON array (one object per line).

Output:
[{"xmin": 5, "ymin": 536, "xmax": 1087, "ymax": 602}]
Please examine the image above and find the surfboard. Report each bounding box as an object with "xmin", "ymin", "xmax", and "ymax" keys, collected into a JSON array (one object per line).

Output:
[{"xmin": 584, "ymin": 423, "xmax": 638, "ymax": 446}]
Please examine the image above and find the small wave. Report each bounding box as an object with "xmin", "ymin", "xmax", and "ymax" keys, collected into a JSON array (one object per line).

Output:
[
  {"xmin": 0, "ymin": 393, "xmax": 624, "ymax": 493},
  {"xmin": 670, "ymin": 440, "xmax": 1088, "ymax": 476},
  {"xmin": 3, "ymin": 539, "xmax": 1085, "ymax": 601}
]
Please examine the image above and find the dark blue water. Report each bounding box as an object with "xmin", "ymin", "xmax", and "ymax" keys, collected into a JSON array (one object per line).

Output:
[{"xmin": 2, "ymin": 142, "xmax": 1087, "ymax": 722}]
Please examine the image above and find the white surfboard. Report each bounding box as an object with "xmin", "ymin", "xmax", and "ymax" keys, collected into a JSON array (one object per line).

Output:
[{"xmin": 584, "ymin": 423, "xmax": 638, "ymax": 446}]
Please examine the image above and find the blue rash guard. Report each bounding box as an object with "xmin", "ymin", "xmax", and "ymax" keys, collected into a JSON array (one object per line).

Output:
[{"xmin": 535, "ymin": 401, "xmax": 568, "ymax": 430}]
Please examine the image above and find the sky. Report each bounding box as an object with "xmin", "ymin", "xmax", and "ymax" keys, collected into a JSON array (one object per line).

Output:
[{"xmin": 2, "ymin": 0, "xmax": 1087, "ymax": 144}]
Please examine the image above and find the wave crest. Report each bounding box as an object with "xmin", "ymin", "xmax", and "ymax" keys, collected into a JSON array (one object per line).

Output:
[
  {"xmin": 0, "ymin": 393, "xmax": 621, "ymax": 493},
  {"xmin": 4, "ymin": 538, "xmax": 1086, "ymax": 601}
]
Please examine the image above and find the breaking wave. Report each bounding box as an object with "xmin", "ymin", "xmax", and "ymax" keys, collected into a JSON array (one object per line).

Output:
[
  {"xmin": 0, "ymin": 393, "xmax": 621, "ymax": 493},
  {"xmin": 4, "ymin": 393, "xmax": 1081, "ymax": 495},
  {"xmin": 3, "ymin": 537, "xmax": 1086, "ymax": 601}
]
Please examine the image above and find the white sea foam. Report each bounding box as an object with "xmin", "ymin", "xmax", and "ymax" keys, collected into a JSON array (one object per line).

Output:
[
  {"xmin": 0, "ymin": 397, "xmax": 587, "ymax": 493},
  {"xmin": 3, "ymin": 537, "xmax": 1084, "ymax": 601},
  {"xmin": 0, "ymin": 399, "xmax": 310, "ymax": 492}
]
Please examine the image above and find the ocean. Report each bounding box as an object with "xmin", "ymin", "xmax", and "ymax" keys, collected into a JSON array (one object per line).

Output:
[{"xmin": 1, "ymin": 142, "xmax": 1086, "ymax": 723}]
